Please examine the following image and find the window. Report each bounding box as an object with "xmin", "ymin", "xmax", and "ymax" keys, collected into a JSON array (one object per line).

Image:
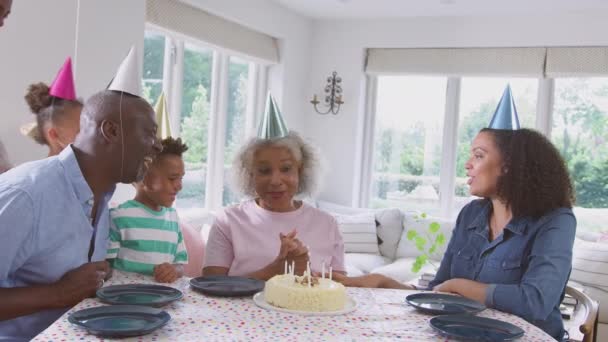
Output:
[
  {"xmin": 364, "ymin": 47, "xmax": 608, "ymax": 234},
  {"xmin": 552, "ymin": 78, "xmax": 608, "ymax": 233},
  {"xmin": 142, "ymin": 31, "xmax": 165, "ymax": 104},
  {"xmin": 370, "ymin": 76, "xmax": 446, "ymax": 215},
  {"xmin": 223, "ymin": 57, "xmax": 251, "ymax": 206},
  {"xmin": 368, "ymin": 76, "xmax": 546, "ymax": 218},
  {"xmin": 142, "ymin": 29, "xmax": 267, "ymax": 211},
  {"xmin": 178, "ymin": 43, "xmax": 213, "ymax": 209},
  {"xmin": 453, "ymin": 78, "xmax": 538, "ymax": 214},
  {"xmin": 367, "ymin": 73, "xmax": 607, "ymax": 234}
]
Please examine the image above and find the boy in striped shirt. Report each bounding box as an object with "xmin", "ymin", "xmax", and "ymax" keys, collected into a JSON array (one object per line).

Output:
[{"xmin": 107, "ymin": 137, "xmax": 189, "ymax": 283}]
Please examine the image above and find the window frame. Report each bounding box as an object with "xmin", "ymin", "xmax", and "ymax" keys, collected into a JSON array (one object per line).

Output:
[
  {"xmin": 361, "ymin": 74, "xmax": 557, "ymax": 218},
  {"xmin": 145, "ymin": 25, "xmax": 269, "ymax": 210}
]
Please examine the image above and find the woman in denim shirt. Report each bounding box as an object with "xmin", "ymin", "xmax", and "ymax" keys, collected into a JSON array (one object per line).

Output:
[{"xmin": 335, "ymin": 128, "xmax": 576, "ymax": 341}]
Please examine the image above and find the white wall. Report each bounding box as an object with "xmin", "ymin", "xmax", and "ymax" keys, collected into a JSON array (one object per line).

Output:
[
  {"xmin": 74, "ymin": 0, "xmax": 146, "ymax": 99},
  {"xmin": 0, "ymin": 0, "xmax": 145, "ymax": 166},
  {"xmin": 0, "ymin": 0, "xmax": 78, "ymax": 164},
  {"xmin": 306, "ymin": 11, "xmax": 608, "ymax": 206}
]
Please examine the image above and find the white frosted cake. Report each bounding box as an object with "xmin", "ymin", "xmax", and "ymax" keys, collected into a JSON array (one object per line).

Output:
[{"xmin": 264, "ymin": 274, "xmax": 347, "ymax": 312}]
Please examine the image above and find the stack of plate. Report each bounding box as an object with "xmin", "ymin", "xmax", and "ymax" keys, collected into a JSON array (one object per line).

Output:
[
  {"xmin": 405, "ymin": 293, "xmax": 525, "ymax": 341},
  {"xmin": 68, "ymin": 284, "xmax": 183, "ymax": 337}
]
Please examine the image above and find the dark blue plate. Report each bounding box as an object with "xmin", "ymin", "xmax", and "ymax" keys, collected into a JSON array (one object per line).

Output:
[
  {"xmin": 96, "ymin": 284, "xmax": 183, "ymax": 307},
  {"xmin": 68, "ymin": 305, "xmax": 170, "ymax": 337},
  {"xmin": 190, "ymin": 275, "xmax": 264, "ymax": 297},
  {"xmin": 405, "ymin": 293, "xmax": 486, "ymax": 315},
  {"xmin": 430, "ymin": 314, "xmax": 525, "ymax": 341}
]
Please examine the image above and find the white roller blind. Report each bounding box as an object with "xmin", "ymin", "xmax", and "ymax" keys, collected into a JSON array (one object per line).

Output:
[
  {"xmin": 366, "ymin": 48, "xmax": 546, "ymax": 77},
  {"xmin": 146, "ymin": 0, "xmax": 279, "ymax": 63},
  {"xmin": 545, "ymin": 47, "xmax": 608, "ymax": 77}
]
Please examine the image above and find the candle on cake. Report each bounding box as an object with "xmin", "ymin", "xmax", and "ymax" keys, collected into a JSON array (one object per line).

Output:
[{"xmin": 321, "ymin": 261, "xmax": 326, "ymax": 279}]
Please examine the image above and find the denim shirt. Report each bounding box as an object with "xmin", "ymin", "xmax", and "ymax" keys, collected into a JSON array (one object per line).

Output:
[
  {"xmin": 0, "ymin": 146, "xmax": 114, "ymax": 341},
  {"xmin": 429, "ymin": 199, "xmax": 576, "ymax": 340}
]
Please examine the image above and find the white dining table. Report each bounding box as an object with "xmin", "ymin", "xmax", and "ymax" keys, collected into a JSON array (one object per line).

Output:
[{"xmin": 33, "ymin": 270, "xmax": 556, "ymax": 341}]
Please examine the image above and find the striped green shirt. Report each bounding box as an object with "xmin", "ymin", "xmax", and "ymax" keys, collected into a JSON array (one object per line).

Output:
[{"xmin": 107, "ymin": 200, "xmax": 188, "ymax": 275}]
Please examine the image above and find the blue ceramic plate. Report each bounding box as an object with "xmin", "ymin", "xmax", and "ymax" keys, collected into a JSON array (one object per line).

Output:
[
  {"xmin": 96, "ymin": 284, "xmax": 183, "ymax": 307},
  {"xmin": 190, "ymin": 276, "xmax": 265, "ymax": 297},
  {"xmin": 430, "ymin": 314, "xmax": 525, "ymax": 341},
  {"xmin": 68, "ymin": 305, "xmax": 170, "ymax": 337},
  {"xmin": 405, "ymin": 293, "xmax": 486, "ymax": 315}
]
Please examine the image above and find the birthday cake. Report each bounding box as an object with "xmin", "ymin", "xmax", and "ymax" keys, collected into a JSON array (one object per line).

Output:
[{"xmin": 264, "ymin": 273, "xmax": 347, "ymax": 312}]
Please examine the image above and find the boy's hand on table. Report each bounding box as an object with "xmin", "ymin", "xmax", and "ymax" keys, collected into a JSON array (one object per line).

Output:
[{"xmin": 153, "ymin": 263, "xmax": 182, "ymax": 283}]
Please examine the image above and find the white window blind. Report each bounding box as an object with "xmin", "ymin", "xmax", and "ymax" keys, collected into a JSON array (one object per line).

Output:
[
  {"xmin": 367, "ymin": 47, "xmax": 608, "ymax": 78},
  {"xmin": 365, "ymin": 48, "xmax": 546, "ymax": 77},
  {"xmin": 545, "ymin": 47, "xmax": 608, "ymax": 77},
  {"xmin": 146, "ymin": 0, "xmax": 279, "ymax": 63}
]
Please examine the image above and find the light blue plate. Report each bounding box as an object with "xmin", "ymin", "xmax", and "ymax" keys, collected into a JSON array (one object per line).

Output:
[
  {"xmin": 430, "ymin": 314, "xmax": 525, "ymax": 341},
  {"xmin": 406, "ymin": 293, "xmax": 486, "ymax": 315},
  {"xmin": 68, "ymin": 305, "xmax": 170, "ymax": 337},
  {"xmin": 97, "ymin": 284, "xmax": 183, "ymax": 307}
]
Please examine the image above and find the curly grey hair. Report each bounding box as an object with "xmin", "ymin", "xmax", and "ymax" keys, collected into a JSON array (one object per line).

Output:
[{"xmin": 231, "ymin": 131, "xmax": 322, "ymax": 198}]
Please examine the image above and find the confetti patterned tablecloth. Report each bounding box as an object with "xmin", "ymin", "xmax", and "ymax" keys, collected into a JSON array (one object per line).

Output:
[{"xmin": 34, "ymin": 271, "xmax": 555, "ymax": 341}]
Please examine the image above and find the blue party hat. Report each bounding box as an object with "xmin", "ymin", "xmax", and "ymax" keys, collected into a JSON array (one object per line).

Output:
[
  {"xmin": 488, "ymin": 85, "xmax": 520, "ymax": 130},
  {"xmin": 257, "ymin": 93, "xmax": 289, "ymax": 139}
]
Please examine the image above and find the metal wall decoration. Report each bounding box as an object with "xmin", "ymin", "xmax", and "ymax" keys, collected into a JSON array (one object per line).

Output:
[{"xmin": 311, "ymin": 71, "xmax": 344, "ymax": 115}]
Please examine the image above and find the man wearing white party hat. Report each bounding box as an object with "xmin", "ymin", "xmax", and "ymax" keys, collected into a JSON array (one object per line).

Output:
[
  {"xmin": 107, "ymin": 45, "xmax": 142, "ymax": 97},
  {"xmin": 0, "ymin": 47, "xmax": 162, "ymax": 340},
  {"xmin": 106, "ymin": 45, "xmax": 165, "ymax": 183},
  {"xmin": 203, "ymin": 93, "xmax": 346, "ymax": 281}
]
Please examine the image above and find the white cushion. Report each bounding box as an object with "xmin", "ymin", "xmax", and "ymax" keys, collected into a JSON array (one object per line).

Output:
[
  {"xmin": 335, "ymin": 213, "xmax": 380, "ymax": 254},
  {"xmin": 573, "ymin": 206, "xmax": 608, "ymax": 235},
  {"xmin": 370, "ymin": 257, "xmax": 437, "ymax": 284},
  {"xmin": 375, "ymin": 208, "xmax": 404, "ymax": 260},
  {"xmin": 318, "ymin": 201, "xmax": 404, "ymax": 260},
  {"xmin": 317, "ymin": 200, "xmax": 372, "ymax": 215},
  {"xmin": 344, "ymin": 263, "xmax": 365, "ymax": 277},
  {"xmin": 577, "ymin": 230, "xmax": 601, "ymax": 242},
  {"xmin": 344, "ymin": 253, "xmax": 391, "ymax": 273},
  {"xmin": 570, "ymin": 238, "xmax": 608, "ymax": 323},
  {"xmin": 395, "ymin": 213, "xmax": 454, "ymax": 261}
]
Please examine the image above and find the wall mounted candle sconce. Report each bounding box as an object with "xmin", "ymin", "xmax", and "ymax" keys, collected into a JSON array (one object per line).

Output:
[{"xmin": 311, "ymin": 71, "xmax": 343, "ymax": 115}]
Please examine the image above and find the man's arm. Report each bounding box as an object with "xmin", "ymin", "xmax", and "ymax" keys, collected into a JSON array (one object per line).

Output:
[
  {"xmin": 0, "ymin": 261, "xmax": 109, "ymax": 321},
  {"xmin": 0, "ymin": 188, "xmax": 109, "ymax": 321}
]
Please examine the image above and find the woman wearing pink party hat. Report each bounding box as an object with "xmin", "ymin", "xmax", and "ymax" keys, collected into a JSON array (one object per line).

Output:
[{"xmin": 22, "ymin": 57, "xmax": 82, "ymax": 156}]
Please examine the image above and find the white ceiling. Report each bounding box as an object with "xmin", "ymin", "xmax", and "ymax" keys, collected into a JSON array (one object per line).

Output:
[{"xmin": 271, "ymin": 0, "xmax": 608, "ymax": 19}]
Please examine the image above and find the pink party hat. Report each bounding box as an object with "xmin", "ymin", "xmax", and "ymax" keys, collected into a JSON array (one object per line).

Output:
[{"xmin": 49, "ymin": 57, "xmax": 77, "ymax": 100}]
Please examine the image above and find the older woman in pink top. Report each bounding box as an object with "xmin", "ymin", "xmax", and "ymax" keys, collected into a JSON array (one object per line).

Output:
[{"xmin": 203, "ymin": 130, "xmax": 346, "ymax": 280}]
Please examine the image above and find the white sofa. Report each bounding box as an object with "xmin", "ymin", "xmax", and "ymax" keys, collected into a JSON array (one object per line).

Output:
[{"xmin": 315, "ymin": 200, "xmax": 454, "ymax": 284}]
